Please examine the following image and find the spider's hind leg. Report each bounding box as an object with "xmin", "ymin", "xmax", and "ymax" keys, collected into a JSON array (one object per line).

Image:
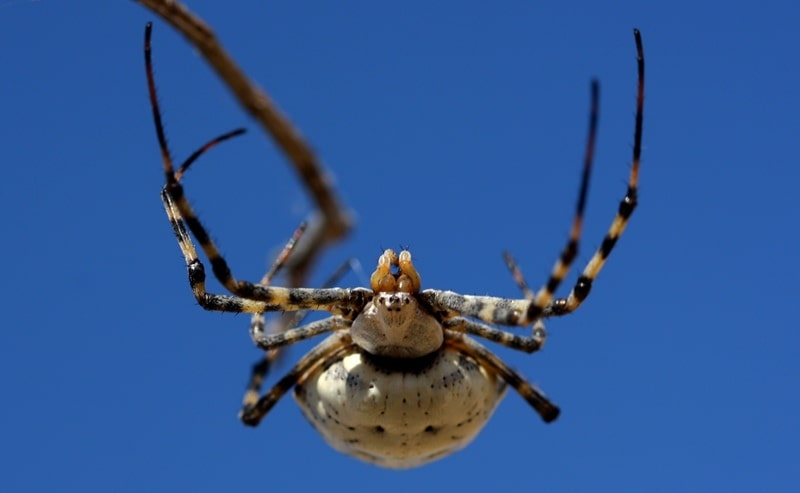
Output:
[
  {"xmin": 240, "ymin": 333, "xmax": 352, "ymax": 426},
  {"xmin": 446, "ymin": 332, "xmax": 559, "ymax": 423},
  {"xmin": 241, "ymin": 256, "xmax": 356, "ymax": 422}
]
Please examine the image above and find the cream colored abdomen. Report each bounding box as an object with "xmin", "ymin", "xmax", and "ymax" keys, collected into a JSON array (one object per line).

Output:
[{"xmin": 294, "ymin": 341, "xmax": 507, "ymax": 469}]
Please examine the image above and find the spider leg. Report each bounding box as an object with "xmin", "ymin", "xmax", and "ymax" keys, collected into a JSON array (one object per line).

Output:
[
  {"xmin": 146, "ymin": 24, "xmax": 368, "ymax": 315},
  {"xmin": 442, "ymin": 317, "xmax": 546, "ymax": 354},
  {"xmin": 162, "ymin": 190, "xmax": 370, "ymax": 313},
  {"xmin": 544, "ymin": 29, "xmax": 645, "ymax": 318},
  {"xmin": 243, "ymin": 222, "xmax": 310, "ymax": 403},
  {"xmin": 145, "ymin": 23, "xmax": 246, "ymax": 297},
  {"xmin": 417, "ymin": 46, "xmax": 606, "ymax": 328},
  {"xmin": 249, "ymin": 256, "xmax": 355, "ymax": 347},
  {"xmin": 486, "ymin": 78, "xmax": 597, "ymax": 343},
  {"xmin": 246, "ymin": 256, "xmax": 357, "ymax": 388},
  {"xmin": 418, "ymin": 290, "xmax": 528, "ymax": 326},
  {"xmin": 240, "ymin": 332, "xmax": 353, "ymax": 426},
  {"xmin": 246, "ymin": 222, "xmax": 307, "ymax": 372},
  {"xmin": 432, "ymin": 30, "xmax": 645, "ymax": 326},
  {"xmin": 445, "ymin": 332, "xmax": 559, "ymax": 423},
  {"xmin": 499, "ymin": 252, "xmax": 549, "ymax": 345},
  {"xmin": 252, "ymin": 316, "xmax": 345, "ymax": 352},
  {"xmin": 241, "ymin": 316, "xmax": 346, "ymax": 421},
  {"xmin": 243, "ymin": 312, "xmax": 349, "ymax": 407},
  {"xmin": 505, "ymin": 78, "xmax": 600, "ymax": 322},
  {"xmin": 502, "ymin": 251, "xmax": 536, "ymax": 300},
  {"xmin": 161, "ymin": 189, "xmax": 273, "ymax": 313}
]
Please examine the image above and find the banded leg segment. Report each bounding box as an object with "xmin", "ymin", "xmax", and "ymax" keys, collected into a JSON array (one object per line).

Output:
[
  {"xmin": 245, "ymin": 222, "xmax": 309, "ymax": 402},
  {"xmin": 242, "ymin": 256, "xmax": 356, "ymax": 425},
  {"xmin": 515, "ymin": 79, "xmax": 600, "ymax": 321},
  {"xmin": 442, "ymin": 317, "xmax": 546, "ymax": 354},
  {"xmin": 161, "ymin": 189, "xmax": 369, "ymax": 313},
  {"xmin": 161, "ymin": 189, "xmax": 276, "ymax": 313},
  {"xmin": 249, "ymin": 257, "xmax": 357, "ymax": 356},
  {"xmin": 248, "ymin": 221, "xmax": 308, "ymax": 349},
  {"xmin": 445, "ymin": 332, "xmax": 559, "ymax": 423},
  {"xmin": 499, "ymin": 253, "xmax": 550, "ymax": 349},
  {"xmin": 147, "ymin": 22, "xmax": 344, "ymax": 309},
  {"xmin": 240, "ymin": 317, "xmax": 346, "ymax": 419},
  {"xmin": 146, "ymin": 22, "xmax": 243, "ymax": 297},
  {"xmin": 419, "ymin": 290, "xmax": 541, "ymax": 326},
  {"xmin": 545, "ymin": 29, "xmax": 645, "ymax": 318},
  {"xmin": 503, "ymin": 251, "xmax": 535, "ymax": 299},
  {"xmin": 419, "ymin": 81, "xmax": 602, "ymax": 328},
  {"xmin": 240, "ymin": 333, "xmax": 353, "ymax": 426},
  {"xmin": 253, "ymin": 317, "xmax": 344, "ymax": 352}
]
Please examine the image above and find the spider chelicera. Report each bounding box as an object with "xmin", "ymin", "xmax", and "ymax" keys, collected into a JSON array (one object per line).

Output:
[{"xmin": 145, "ymin": 23, "xmax": 645, "ymax": 469}]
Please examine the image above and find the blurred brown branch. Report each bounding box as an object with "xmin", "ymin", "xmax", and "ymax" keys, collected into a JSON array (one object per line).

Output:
[{"xmin": 135, "ymin": 0, "xmax": 353, "ymax": 285}]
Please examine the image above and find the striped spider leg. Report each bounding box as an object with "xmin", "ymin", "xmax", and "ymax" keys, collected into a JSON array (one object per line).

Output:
[
  {"xmin": 431, "ymin": 78, "xmax": 602, "ymax": 356},
  {"xmin": 543, "ymin": 29, "xmax": 645, "ymax": 318},
  {"xmin": 241, "ymin": 252, "xmax": 358, "ymax": 424},
  {"xmin": 422, "ymin": 28, "xmax": 645, "ymax": 331},
  {"xmin": 240, "ymin": 222, "xmax": 309, "ymax": 420},
  {"xmin": 145, "ymin": 22, "xmax": 372, "ymax": 318}
]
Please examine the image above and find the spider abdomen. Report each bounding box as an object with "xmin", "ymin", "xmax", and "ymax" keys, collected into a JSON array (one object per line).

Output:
[{"xmin": 294, "ymin": 340, "xmax": 507, "ymax": 469}]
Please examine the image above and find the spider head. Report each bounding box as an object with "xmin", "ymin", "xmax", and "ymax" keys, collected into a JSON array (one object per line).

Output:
[{"xmin": 351, "ymin": 249, "xmax": 442, "ymax": 358}]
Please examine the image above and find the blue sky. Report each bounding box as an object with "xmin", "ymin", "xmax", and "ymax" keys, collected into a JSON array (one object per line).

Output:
[{"xmin": 2, "ymin": 1, "xmax": 798, "ymax": 491}]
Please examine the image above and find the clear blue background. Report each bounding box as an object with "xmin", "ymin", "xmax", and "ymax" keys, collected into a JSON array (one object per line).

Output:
[{"xmin": 2, "ymin": 1, "xmax": 798, "ymax": 491}]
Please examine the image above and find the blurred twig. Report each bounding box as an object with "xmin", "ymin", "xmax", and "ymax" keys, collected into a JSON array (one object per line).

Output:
[{"xmin": 135, "ymin": 0, "xmax": 353, "ymax": 285}]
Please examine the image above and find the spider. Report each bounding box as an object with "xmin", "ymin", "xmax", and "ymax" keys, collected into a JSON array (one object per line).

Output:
[{"xmin": 144, "ymin": 23, "xmax": 645, "ymax": 469}]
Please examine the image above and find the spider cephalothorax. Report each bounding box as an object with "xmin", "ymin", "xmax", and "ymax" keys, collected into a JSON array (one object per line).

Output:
[
  {"xmin": 350, "ymin": 250, "xmax": 443, "ymax": 359},
  {"xmin": 144, "ymin": 22, "xmax": 645, "ymax": 468}
]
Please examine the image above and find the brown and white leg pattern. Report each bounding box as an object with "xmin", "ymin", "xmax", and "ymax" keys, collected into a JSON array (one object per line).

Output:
[
  {"xmin": 249, "ymin": 257, "xmax": 358, "ymax": 347},
  {"xmin": 422, "ymin": 30, "xmax": 645, "ymax": 327},
  {"xmin": 240, "ymin": 332, "xmax": 354, "ymax": 426},
  {"xmin": 544, "ymin": 29, "xmax": 645, "ymax": 318},
  {"xmin": 501, "ymin": 252, "xmax": 548, "ymax": 349},
  {"xmin": 518, "ymin": 78, "xmax": 600, "ymax": 322},
  {"xmin": 420, "ymin": 81, "xmax": 599, "ymax": 342},
  {"xmin": 240, "ymin": 317, "xmax": 346, "ymax": 419},
  {"xmin": 242, "ymin": 222, "xmax": 310, "ymax": 414},
  {"xmin": 445, "ymin": 78, "xmax": 601, "ymax": 351},
  {"xmin": 445, "ymin": 332, "xmax": 559, "ymax": 423},
  {"xmin": 242, "ymin": 240, "xmax": 358, "ymax": 418},
  {"xmin": 160, "ymin": 176, "xmax": 367, "ymax": 313},
  {"xmin": 248, "ymin": 221, "xmax": 308, "ymax": 348},
  {"xmin": 161, "ymin": 189, "xmax": 275, "ymax": 313},
  {"xmin": 441, "ymin": 317, "xmax": 545, "ymax": 354},
  {"xmin": 146, "ymin": 23, "xmax": 369, "ymax": 315}
]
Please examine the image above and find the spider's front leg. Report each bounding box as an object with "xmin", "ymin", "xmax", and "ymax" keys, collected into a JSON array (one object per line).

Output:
[
  {"xmin": 161, "ymin": 189, "xmax": 371, "ymax": 315},
  {"xmin": 145, "ymin": 23, "xmax": 367, "ymax": 316},
  {"xmin": 160, "ymin": 189, "xmax": 267, "ymax": 314}
]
